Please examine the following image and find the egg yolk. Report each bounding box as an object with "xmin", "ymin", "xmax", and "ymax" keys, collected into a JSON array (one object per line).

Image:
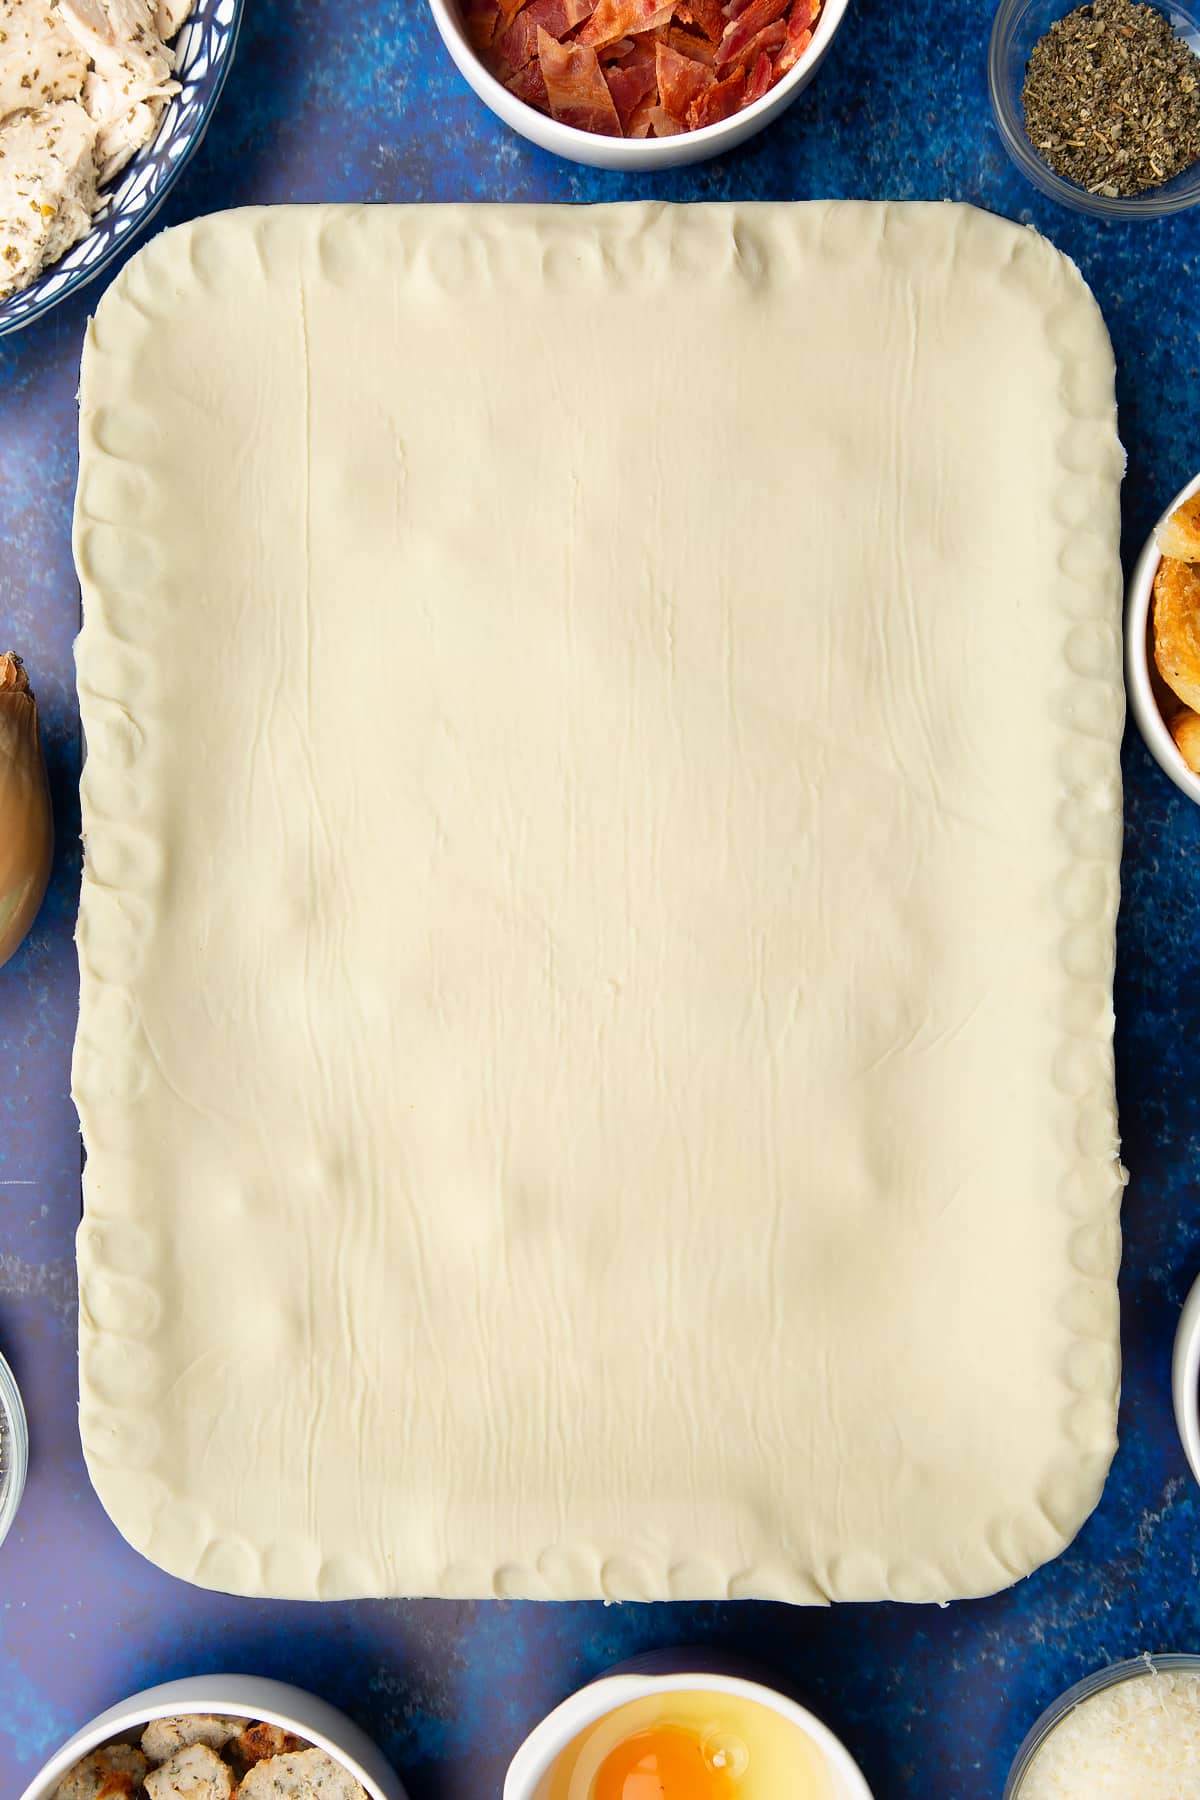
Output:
[{"xmin": 591, "ymin": 1725, "xmax": 740, "ymax": 1800}]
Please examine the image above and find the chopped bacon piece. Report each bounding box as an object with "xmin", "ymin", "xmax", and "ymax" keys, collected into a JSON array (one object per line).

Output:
[
  {"xmin": 659, "ymin": 24, "xmax": 717, "ymax": 63},
  {"xmin": 655, "ymin": 38, "xmax": 714, "ymax": 121},
  {"xmin": 494, "ymin": 0, "xmax": 592, "ymax": 28},
  {"xmin": 686, "ymin": 61, "xmax": 745, "ymax": 124},
  {"xmin": 603, "ymin": 36, "xmax": 657, "ymax": 129},
  {"xmin": 536, "ymin": 24, "xmax": 624, "ymax": 131},
  {"xmin": 493, "ymin": 9, "xmax": 537, "ymax": 70},
  {"xmin": 714, "ymin": 0, "xmax": 787, "ymax": 66},
  {"xmin": 774, "ymin": 0, "xmax": 815, "ymax": 75},
  {"xmin": 496, "ymin": 0, "xmax": 593, "ymax": 70},
  {"xmin": 644, "ymin": 101, "xmax": 686, "ymax": 133},
  {"xmin": 773, "ymin": 22, "xmax": 811, "ymax": 72},
  {"xmin": 675, "ymin": 0, "xmax": 724, "ymax": 38},
  {"xmin": 729, "ymin": 16, "xmax": 785, "ymax": 67},
  {"xmin": 505, "ymin": 57, "xmax": 549, "ymax": 108},
  {"xmin": 627, "ymin": 91, "xmax": 657, "ymax": 133},
  {"xmin": 600, "ymin": 34, "xmax": 636, "ymax": 57},
  {"xmin": 578, "ymin": 0, "xmax": 674, "ymax": 48},
  {"xmin": 541, "ymin": 0, "xmax": 595, "ymax": 41},
  {"xmin": 465, "ymin": 0, "xmax": 501, "ymax": 49},
  {"xmin": 742, "ymin": 44, "xmax": 772, "ymax": 102}
]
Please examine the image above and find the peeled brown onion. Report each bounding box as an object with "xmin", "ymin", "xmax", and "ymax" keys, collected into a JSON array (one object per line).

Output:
[{"xmin": 0, "ymin": 653, "xmax": 53, "ymax": 972}]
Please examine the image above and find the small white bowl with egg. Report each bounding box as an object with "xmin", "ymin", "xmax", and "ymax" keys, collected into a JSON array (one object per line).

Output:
[
  {"xmin": 18, "ymin": 1676, "xmax": 408, "ymax": 1800},
  {"xmin": 504, "ymin": 1653, "xmax": 873, "ymax": 1798},
  {"xmin": 1125, "ymin": 469, "xmax": 1200, "ymax": 806}
]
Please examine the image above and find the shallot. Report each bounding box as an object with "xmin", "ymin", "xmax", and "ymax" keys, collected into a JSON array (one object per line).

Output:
[{"xmin": 0, "ymin": 652, "xmax": 53, "ymax": 972}]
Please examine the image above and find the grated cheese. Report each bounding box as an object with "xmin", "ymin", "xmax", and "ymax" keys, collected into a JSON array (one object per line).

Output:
[{"xmin": 1020, "ymin": 1667, "xmax": 1200, "ymax": 1799}]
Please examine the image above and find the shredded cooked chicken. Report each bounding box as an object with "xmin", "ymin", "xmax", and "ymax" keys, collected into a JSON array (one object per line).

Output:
[
  {"xmin": 0, "ymin": 0, "xmax": 88, "ymax": 120},
  {"xmin": 0, "ymin": 0, "xmax": 194, "ymax": 299},
  {"xmin": 0, "ymin": 100, "xmax": 97, "ymax": 293}
]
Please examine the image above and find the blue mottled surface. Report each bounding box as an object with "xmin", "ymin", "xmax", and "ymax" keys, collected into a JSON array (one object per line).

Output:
[{"xmin": 2, "ymin": 1, "xmax": 1200, "ymax": 1794}]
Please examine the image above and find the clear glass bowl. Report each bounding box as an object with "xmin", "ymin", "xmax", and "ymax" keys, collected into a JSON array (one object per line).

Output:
[
  {"xmin": 1004, "ymin": 1654, "xmax": 1200, "ymax": 1796},
  {"xmin": 989, "ymin": 0, "xmax": 1200, "ymax": 217},
  {"xmin": 0, "ymin": 1350, "xmax": 27, "ymax": 1551}
]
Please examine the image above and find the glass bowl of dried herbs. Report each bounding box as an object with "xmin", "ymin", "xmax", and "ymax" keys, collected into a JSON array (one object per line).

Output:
[{"xmin": 990, "ymin": 0, "xmax": 1200, "ymax": 216}]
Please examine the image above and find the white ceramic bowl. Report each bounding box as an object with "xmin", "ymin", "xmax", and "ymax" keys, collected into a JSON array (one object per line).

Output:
[
  {"xmin": 1173, "ymin": 1269, "xmax": 1200, "ymax": 1490},
  {"xmin": 1125, "ymin": 468, "xmax": 1200, "ymax": 806},
  {"xmin": 504, "ymin": 1659, "xmax": 873, "ymax": 1798},
  {"xmin": 18, "ymin": 1677, "xmax": 408, "ymax": 1800},
  {"xmin": 427, "ymin": 0, "xmax": 851, "ymax": 169},
  {"xmin": 0, "ymin": 1349, "xmax": 28, "ymax": 1553}
]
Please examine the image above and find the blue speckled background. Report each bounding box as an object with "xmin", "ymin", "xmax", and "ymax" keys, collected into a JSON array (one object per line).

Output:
[{"xmin": 2, "ymin": 1, "xmax": 1200, "ymax": 1794}]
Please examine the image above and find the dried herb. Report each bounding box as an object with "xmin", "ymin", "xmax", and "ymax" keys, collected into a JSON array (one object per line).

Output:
[{"xmin": 1022, "ymin": 0, "xmax": 1200, "ymax": 197}]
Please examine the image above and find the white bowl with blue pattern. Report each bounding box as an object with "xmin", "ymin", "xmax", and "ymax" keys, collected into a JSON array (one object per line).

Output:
[{"xmin": 0, "ymin": 0, "xmax": 243, "ymax": 337}]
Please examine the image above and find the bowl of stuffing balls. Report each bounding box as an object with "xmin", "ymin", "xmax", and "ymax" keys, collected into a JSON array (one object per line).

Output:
[
  {"xmin": 18, "ymin": 1677, "xmax": 409, "ymax": 1800},
  {"xmin": 427, "ymin": 0, "xmax": 852, "ymax": 168},
  {"xmin": 0, "ymin": 0, "xmax": 243, "ymax": 335}
]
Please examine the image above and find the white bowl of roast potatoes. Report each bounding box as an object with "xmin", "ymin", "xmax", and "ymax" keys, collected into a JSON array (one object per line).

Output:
[
  {"xmin": 18, "ymin": 1677, "xmax": 408, "ymax": 1800},
  {"xmin": 1126, "ymin": 471, "xmax": 1200, "ymax": 806}
]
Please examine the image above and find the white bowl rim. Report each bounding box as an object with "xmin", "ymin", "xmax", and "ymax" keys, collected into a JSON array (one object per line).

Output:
[
  {"xmin": 503, "ymin": 1667, "xmax": 874, "ymax": 1798},
  {"xmin": 0, "ymin": 1348, "xmax": 28, "ymax": 1552},
  {"xmin": 1125, "ymin": 467, "xmax": 1200, "ymax": 807},
  {"xmin": 17, "ymin": 1676, "xmax": 407, "ymax": 1800},
  {"xmin": 1172, "ymin": 1268, "xmax": 1200, "ymax": 1490},
  {"xmin": 426, "ymin": 0, "xmax": 852, "ymax": 169}
]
